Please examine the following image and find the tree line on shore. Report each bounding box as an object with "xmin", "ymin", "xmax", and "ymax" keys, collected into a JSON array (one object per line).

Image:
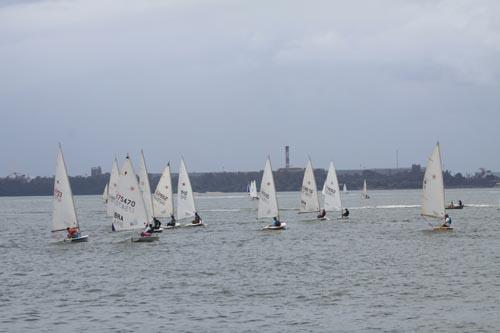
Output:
[{"xmin": 0, "ymin": 168, "xmax": 498, "ymax": 196}]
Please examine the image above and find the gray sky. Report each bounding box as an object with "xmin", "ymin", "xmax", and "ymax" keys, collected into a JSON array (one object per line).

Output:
[{"xmin": 1, "ymin": 0, "xmax": 499, "ymax": 176}]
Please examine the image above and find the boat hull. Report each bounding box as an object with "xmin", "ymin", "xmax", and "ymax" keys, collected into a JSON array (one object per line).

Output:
[
  {"xmin": 432, "ymin": 226, "xmax": 454, "ymax": 231},
  {"xmin": 446, "ymin": 205, "xmax": 464, "ymax": 210},
  {"xmin": 184, "ymin": 222, "xmax": 205, "ymax": 227},
  {"xmin": 131, "ymin": 236, "xmax": 159, "ymax": 242},
  {"xmin": 63, "ymin": 235, "xmax": 89, "ymax": 242},
  {"xmin": 262, "ymin": 222, "xmax": 287, "ymax": 230}
]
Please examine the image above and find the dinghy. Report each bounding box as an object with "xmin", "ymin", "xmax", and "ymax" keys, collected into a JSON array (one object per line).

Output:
[
  {"xmin": 52, "ymin": 144, "xmax": 89, "ymax": 243},
  {"xmin": 249, "ymin": 180, "xmax": 259, "ymax": 200},
  {"xmin": 258, "ymin": 157, "xmax": 286, "ymax": 230},
  {"xmin": 421, "ymin": 143, "xmax": 453, "ymax": 231},
  {"xmin": 323, "ymin": 162, "xmax": 347, "ymax": 220},
  {"xmin": 177, "ymin": 159, "xmax": 205, "ymax": 227},
  {"xmin": 138, "ymin": 150, "xmax": 154, "ymax": 223},
  {"xmin": 152, "ymin": 162, "xmax": 178, "ymax": 228},
  {"xmin": 106, "ymin": 159, "xmax": 119, "ymax": 217},
  {"xmin": 102, "ymin": 183, "xmax": 108, "ymax": 204},
  {"xmin": 112, "ymin": 155, "xmax": 159, "ymax": 241},
  {"xmin": 299, "ymin": 158, "xmax": 323, "ymax": 220},
  {"xmin": 362, "ymin": 179, "xmax": 370, "ymax": 199}
]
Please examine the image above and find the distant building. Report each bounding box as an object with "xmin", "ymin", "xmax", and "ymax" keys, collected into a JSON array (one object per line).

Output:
[{"xmin": 91, "ymin": 166, "xmax": 102, "ymax": 177}]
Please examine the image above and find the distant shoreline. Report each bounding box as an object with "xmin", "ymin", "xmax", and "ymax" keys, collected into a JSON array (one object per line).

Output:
[{"xmin": 1, "ymin": 168, "xmax": 498, "ymax": 197}]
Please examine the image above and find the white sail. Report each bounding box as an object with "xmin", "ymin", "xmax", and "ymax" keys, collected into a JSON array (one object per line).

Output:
[
  {"xmin": 249, "ymin": 180, "xmax": 258, "ymax": 199},
  {"xmin": 299, "ymin": 158, "xmax": 320, "ymax": 213},
  {"xmin": 362, "ymin": 179, "xmax": 368, "ymax": 198},
  {"xmin": 177, "ymin": 158, "xmax": 197, "ymax": 220},
  {"xmin": 138, "ymin": 150, "xmax": 154, "ymax": 222},
  {"xmin": 112, "ymin": 156, "xmax": 149, "ymax": 231},
  {"xmin": 258, "ymin": 157, "xmax": 279, "ymax": 219},
  {"xmin": 153, "ymin": 163, "xmax": 174, "ymax": 218},
  {"xmin": 102, "ymin": 183, "xmax": 108, "ymax": 203},
  {"xmin": 52, "ymin": 144, "xmax": 79, "ymax": 233},
  {"xmin": 321, "ymin": 183, "xmax": 326, "ymax": 195},
  {"xmin": 106, "ymin": 159, "xmax": 119, "ymax": 216},
  {"xmin": 323, "ymin": 162, "xmax": 342, "ymax": 212},
  {"xmin": 343, "ymin": 184, "xmax": 348, "ymax": 193},
  {"xmin": 421, "ymin": 143, "xmax": 445, "ymax": 219}
]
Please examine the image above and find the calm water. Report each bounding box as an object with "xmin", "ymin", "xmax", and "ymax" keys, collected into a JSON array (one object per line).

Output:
[{"xmin": 1, "ymin": 189, "xmax": 499, "ymax": 332}]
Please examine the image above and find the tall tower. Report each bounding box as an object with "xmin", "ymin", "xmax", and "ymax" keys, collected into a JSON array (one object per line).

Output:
[{"xmin": 285, "ymin": 145, "xmax": 290, "ymax": 169}]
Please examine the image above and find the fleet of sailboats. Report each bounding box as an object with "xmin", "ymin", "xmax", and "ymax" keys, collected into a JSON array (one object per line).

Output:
[
  {"xmin": 52, "ymin": 144, "xmax": 88, "ymax": 242},
  {"xmin": 51, "ymin": 143, "xmax": 461, "ymax": 244}
]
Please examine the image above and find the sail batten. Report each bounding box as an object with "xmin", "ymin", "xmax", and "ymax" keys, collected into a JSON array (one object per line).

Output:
[
  {"xmin": 257, "ymin": 157, "xmax": 279, "ymax": 219},
  {"xmin": 299, "ymin": 158, "xmax": 320, "ymax": 213}
]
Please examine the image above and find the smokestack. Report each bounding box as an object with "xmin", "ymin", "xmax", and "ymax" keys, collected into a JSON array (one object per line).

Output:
[{"xmin": 285, "ymin": 145, "xmax": 290, "ymax": 169}]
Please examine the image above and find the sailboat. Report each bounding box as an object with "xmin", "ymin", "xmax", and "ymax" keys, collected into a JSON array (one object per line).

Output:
[
  {"xmin": 249, "ymin": 180, "xmax": 259, "ymax": 200},
  {"xmin": 258, "ymin": 156, "xmax": 286, "ymax": 230},
  {"xmin": 362, "ymin": 179, "xmax": 370, "ymax": 199},
  {"xmin": 343, "ymin": 183, "xmax": 349, "ymax": 194},
  {"xmin": 106, "ymin": 159, "xmax": 119, "ymax": 217},
  {"xmin": 152, "ymin": 162, "xmax": 176, "ymax": 228},
  {"xmin": 102, "ymin": 183, "xmax": 108, "ymax": 204},
  {"xmin": 299, "ymin": 158, "xmax": 322, "ymax": 219},
  {"xmin": 138, "ymin": 150, "xmax": 154, "ymax": 225},
  {"xmin": 421, "ymin": 143, "xmax": 452, "ymax": 231},
  {"xmin": 323, "ymin": 162, "xmax": 345, "ymax": 219},
  {"xmin": 52, "ymin": 144, "xmax": 88, "ymax": 242},
  {"xmin": 177, "ymin": 158, "xmax": 204, "ymax": 227},
  {"xmin": 112, "ymin": 155, "xmax": 158, "ymax": 241}
]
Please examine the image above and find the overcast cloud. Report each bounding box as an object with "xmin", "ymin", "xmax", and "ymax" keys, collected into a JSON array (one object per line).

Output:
[{"xmin": 1, "ymin": 0, "xmax": 499, "ymax": 176}]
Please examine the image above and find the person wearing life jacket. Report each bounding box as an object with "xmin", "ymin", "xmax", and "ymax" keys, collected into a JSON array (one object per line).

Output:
[
  {"xmin": 66, "ymin": 226, "xmax": 79, "ymax": 239},
  {"xmin": 442, "ymin": 214, "xmax": 452, "ymax": 228},
  {"xmin": 141, "ymin": 224, "xmax": 153, "ymax": 237},
  {"xmin": 272, "ymin": 216, "xmax": 281, "ymax": 227},
  {"xmin": 192, "ymin": 212, "xmax": 202, "ymax": 224},
  {"xmin": 458, "ymin": 200, "xmax": 463, "ymax": 207},
  {"xmin": 167, "ymin": 214, "xmax": 176, "ymax": 227},
  {"xmin": 342, "ymin": 208, "xmax": 349, "ymax": 218},
  {"xmin": 153, "ymin": 217, "xmax": 161, "ymax": 230},
  {"xmin": 317, "ymin": 209, "xmax": 326, "ymax": 219}
]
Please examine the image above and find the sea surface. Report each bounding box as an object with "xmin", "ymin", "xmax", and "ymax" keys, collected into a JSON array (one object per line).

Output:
[{"xmin": 0, "ymin": 189, "xmax": 499, "ymax": 332}]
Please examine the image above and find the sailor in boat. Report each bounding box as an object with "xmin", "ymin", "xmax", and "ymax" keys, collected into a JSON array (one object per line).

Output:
[
  {"xmin": 153, "ymin": 217, "xmax": 162, "ymax": 230},
  {"xmin": 448, "ymin": 201, "xmax": 454, "ymax": 208},
  {"xmin": 272, "ymin": 216, "xmax": 281, "ymax": 227},
  {"xmin": 458, "ymin": 200, "xmax": 463, "ymax": 207},
  {"xmin": 192, "ymin": 212, "xmax": 202, "ymax": 225},
  {"xmin": 317, "ymin": 209, "xmax": 326, "ymax": 219},
  {"xmin": 167, "ymin": 214, "xmax": 176, "ymax": 227},
  {"xmin": 66, "ymin": 227, "xmax": 80, "ymax": 239},
  {"xmin": 141, "ymin": 224, "xmax": 154, "ymax": 237},
  {"xmin": 441, "ymin": 214, "xmax": 452, "ymax": 228},
  {"xmin": 341, "ymin": 208, "xmax": 349, "ymax": 218}
]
